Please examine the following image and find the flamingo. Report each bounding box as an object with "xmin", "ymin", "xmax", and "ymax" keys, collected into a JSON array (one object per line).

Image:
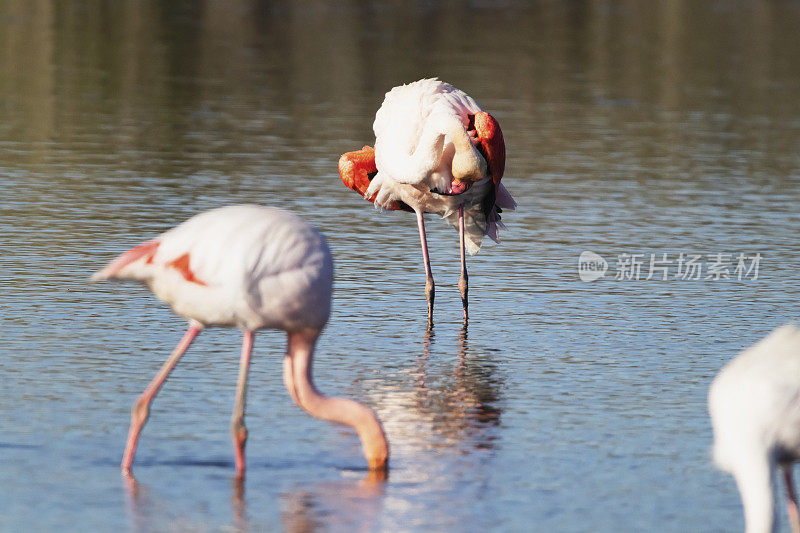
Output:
[
  {"xmin": 709, "ymin": 323, "xmax": 800, "ymax": 533},
  {"xmin": 91, "ymin": 205, "xmax": 389, "ymax": 478},
  {"xmin": 339, "ymin": 78, "xmax": 516, "ymax": 328}
]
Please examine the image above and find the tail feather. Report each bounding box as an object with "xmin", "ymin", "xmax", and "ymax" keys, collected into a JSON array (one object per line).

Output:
[
  {"xmin": 91, "ymin": 240, "xmax": 159, "ymax": 281},
  {"xmin": 496, "ymin": 183, "xmax": 517, "ymax": 210}
]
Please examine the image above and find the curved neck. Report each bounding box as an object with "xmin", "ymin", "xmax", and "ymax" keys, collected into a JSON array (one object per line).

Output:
[
  {"xmin": 426, "ymin": 113, "xmax": 473, "ymax": 153},
  {"xmin": 285, "ymin": 330, "xmax": 389, "ymax": 471},
  {"xmin": 733, "ymin": 456, "xmax": 776, "ymax": 533},
  {"xmin": 446, "ymin": 122, "xmax": 473, "ymax": 154},
  {"xmin": 377, "ymin": 114, "xmax": 474, "ymax": 185},
  {"xmin": 406, "ymin": 125, "xmax": 446, "ymax": 183}
]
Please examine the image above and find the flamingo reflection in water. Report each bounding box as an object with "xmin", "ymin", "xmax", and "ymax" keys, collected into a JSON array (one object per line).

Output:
[
  {"xmin": 277, "ymin": 328, "xmax": 503, "ymax": 531},
  {"xmin": 362, "ymin": 328, "xmax": 504, "ymax": 464}
]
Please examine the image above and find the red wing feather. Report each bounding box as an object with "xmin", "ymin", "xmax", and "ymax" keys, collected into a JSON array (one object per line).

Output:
[
  {"xmin": 473, "ymin": 111, "xmax": 506, "ymax": 190},
  {"xmin": 166, "ymin": 253, "xmax": 207, "ymax": 286},
  {"xmin": 338, "ymin": 145, "xmax": 403, "ymax": 211}
]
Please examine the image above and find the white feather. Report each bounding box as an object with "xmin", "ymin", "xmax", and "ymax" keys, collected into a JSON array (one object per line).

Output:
[
  {"xmin": 92, "ymin": 205, "xmax": 333, "ymax": 332},
  {"xmin": 709, "ymin": 324, "xmax": 800, "ymax": 533},
  {"xmin": 369, "ymin": 78, "xmax": 515, "ymax": 255}
]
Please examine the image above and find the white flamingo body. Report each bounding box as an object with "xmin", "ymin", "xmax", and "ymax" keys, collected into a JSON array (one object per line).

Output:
[
  {"xmin": 95, "ymin": 205, "xmax": 332, "ymax": 332},
  {"xmin": 93, "ymin": 205, "xmax": 388, "ymax": 478},
  {"xmin": 709, "ymin": 324, "xmax": 800, "ymax": 533},
  {"xmin": 366, "ymin": 78, "xmax": 516, "ymax": 255},
  {"xmin": 372, "ymin": 78, "xmax": 482, "ymax": 193}
]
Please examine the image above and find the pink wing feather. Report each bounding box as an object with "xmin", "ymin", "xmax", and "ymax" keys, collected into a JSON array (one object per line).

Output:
[{"xmin": 91, "ymin": 240, "xmax": 159, "ymax": 280}]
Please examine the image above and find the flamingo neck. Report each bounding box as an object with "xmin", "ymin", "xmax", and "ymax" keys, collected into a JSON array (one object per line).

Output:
[
  {"xmin": 733, "ymin": 456, "xmax": 776, "ymax": 533},
  {"xmin": 409, "ymin": 124, "xmax": 447, "ymax": 181},
  {"xmin": 427, "ymin": 113, "xmax": 486, "ymax": 183},
  {"xmin": 450, "ymin": 135, "xmax": 486, "ymax": 184},
  {"xmin": 447, "ymin": 122, "xmax": 473, "ymax": 153},
  {"xmin": 286, "ymin": 330, "xmax": 389, "ymax": 471}
]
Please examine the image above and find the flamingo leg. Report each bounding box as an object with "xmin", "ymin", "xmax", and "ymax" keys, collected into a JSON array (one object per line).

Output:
[
  {"xmin": 784, "ymin": 465, "xmax": 800, "ymax": 533},
  {"xmin": 458, "ymin": 206, "xmax": 468, "ymax": 324},
  {"xmin": 283, "ymin": 353, "xmax": 299, "ymax": 405},
  {"xmin": 121, "ymin": 322, "xmax": 202, "ymax": 476},
  {"xmin": 416, "ymin": 210, "xmax": 435, "ymax": 329},
  {"xmin": 231, "ymin": 331, "xmax": 254, "ymax": 479},
  {"xmin": 283, "ymin": 331, "xmax": 389, "ymax": 471}
]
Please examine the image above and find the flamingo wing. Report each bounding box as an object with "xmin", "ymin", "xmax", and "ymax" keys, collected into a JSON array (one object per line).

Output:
[
  {"xmin": 338, "ymin": 145, "xmax": 409, "ymax": 212},
  {"xmin": 91, "ymin": 240, "xmax": 160, "ymax": 281},
  {"xmin": 471, "ymin": 111, "xmax": 506, "ymax": 189}
]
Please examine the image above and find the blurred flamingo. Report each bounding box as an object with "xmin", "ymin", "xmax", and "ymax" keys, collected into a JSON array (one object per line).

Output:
[
  {"xmin": 92, "ymin": 205, "xmax": 389, "ymax": 478},
  {"xmin": 709, "ymin": 324, "xmax": 800, "ymax": 533},
  {"xmin": 339, "ymin": 78, "xmax": 516, "ymax": 328}
]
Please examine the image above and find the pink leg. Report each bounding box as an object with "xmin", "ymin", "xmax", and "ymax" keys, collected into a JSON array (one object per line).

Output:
[
  {"xmin": 784, "ymin": 465, "xmax": 800, "ymax": 533},
  {"xmin": 458, "ymin": 206, "xmax": 468, "ymax": 324},
  {"xmin": 416, "ymin": 210, "xmax": 435, "ymax": 329},
  {"xmin": 121, "ymin": 322, "xmax": 202, "ymax": 476},
  {"xmin": 231, "ymin": 331, "xmax": 254, "ymax": 479},
  {"xmin": 283, "ymin": 353, "xmax": 299, "ymax": 405}
]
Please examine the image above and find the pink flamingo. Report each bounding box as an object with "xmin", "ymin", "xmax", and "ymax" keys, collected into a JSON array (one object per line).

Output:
[
  {"xmin": 339, "ymin": 78, "xmax": 516, "ymax": 328},
  {"xmin": 92, "ymin": 204, "xmax": 389, "ymax": 479},
  {"xmin": 709, "ymin": 324, "xmax": 800, "ymax": 533}
]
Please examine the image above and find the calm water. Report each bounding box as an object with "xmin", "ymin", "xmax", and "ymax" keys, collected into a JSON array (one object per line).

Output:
[{"xmin": 2, "ymin": 1, "xmax": 800, "ymax": 531}]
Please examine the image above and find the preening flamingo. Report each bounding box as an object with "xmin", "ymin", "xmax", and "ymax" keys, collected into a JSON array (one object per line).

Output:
[
  {"xmin": 92, "ymin": 205, "xmax": 389, "ymax": 478},
  {"xmin": 339, "ymin": 78, "xmax": 516, "ymax": 328},
  {"xmin": 709, "ymin": 324, "xmax": 800, "ymax": 533}
]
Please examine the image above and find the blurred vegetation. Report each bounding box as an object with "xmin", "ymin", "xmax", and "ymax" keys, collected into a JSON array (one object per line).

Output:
[
  {"xmin": 2, "ymin": 1, "xmax": 798, "ymax": 139},
  {"xmin": 1, "ymin": 0, "xmax": 798, "ymax": 206}
]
